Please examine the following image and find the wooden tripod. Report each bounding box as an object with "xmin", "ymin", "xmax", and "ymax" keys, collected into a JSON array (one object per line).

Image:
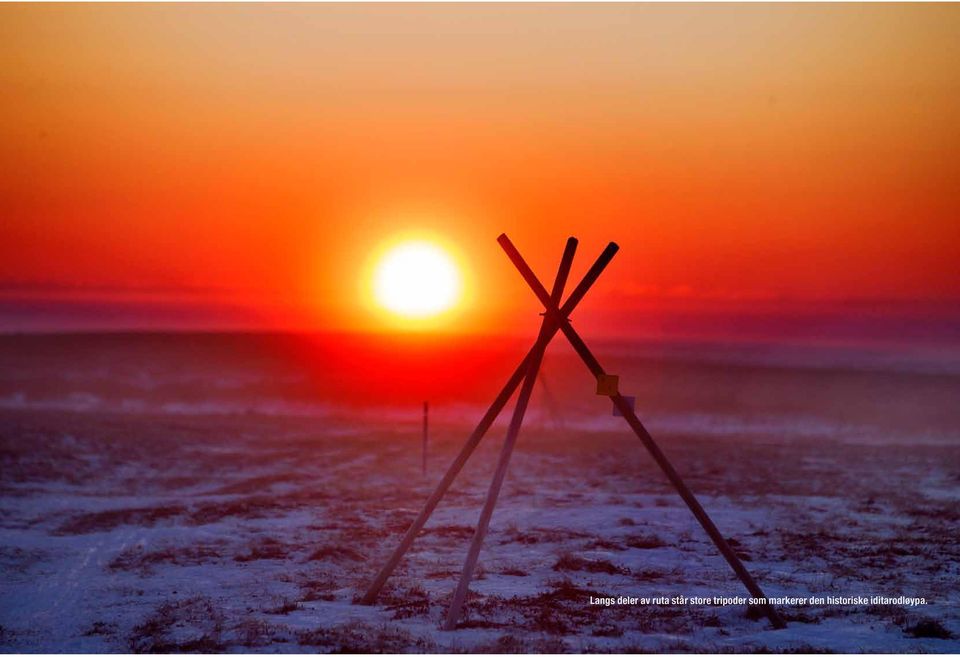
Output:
[{"xmin": 358, "ymin": 235, "xmax": 787, "ymax": 632}]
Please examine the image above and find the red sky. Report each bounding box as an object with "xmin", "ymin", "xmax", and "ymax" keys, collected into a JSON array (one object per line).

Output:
[{"xmin": 1, "ymin": 4, "xmax": 958, "ymax": 338}]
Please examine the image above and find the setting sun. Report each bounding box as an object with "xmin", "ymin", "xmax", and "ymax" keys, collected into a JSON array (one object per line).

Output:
[{"xmin": 373, "ymin": 241, "xmax": 462, "ymax": 318}]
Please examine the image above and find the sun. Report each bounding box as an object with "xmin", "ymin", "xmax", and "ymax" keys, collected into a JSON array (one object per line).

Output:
[{"xmin": 373, "ymin": 241, "xmax": 462, "ymax": 318}]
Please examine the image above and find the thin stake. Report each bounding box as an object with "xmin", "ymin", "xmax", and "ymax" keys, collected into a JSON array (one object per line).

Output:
[
  {"xmin": 497, "ymin": 235, "xmax": 787, "ymax": 631},
  {"xmin": 357, "ymin": 237, "xmax": 616, "ymax": 605},
  {"xmin": 443, "ymin": 237, "xmax": 578, "ymax": 631}
]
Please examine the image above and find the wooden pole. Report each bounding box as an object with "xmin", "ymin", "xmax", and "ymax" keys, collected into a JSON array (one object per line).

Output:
[
  {"xmin": 442, "ymin": 237, "xmax": 577, "ymax": 631},
  {"xmin": 497, "ymin": 234, "xmax": 787, "ymax": 631},
  {"xmin": 358, "ymin": 337, "xmax": 538, "ymax": 605},
  {"xmin": 357, "ymin": 238, "xmax": 617, "ymax": 605}
]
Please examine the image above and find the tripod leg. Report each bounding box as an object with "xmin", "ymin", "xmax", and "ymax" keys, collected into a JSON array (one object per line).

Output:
[
  {"xmin": 443, "ymin": 237, "xmax": 577, "ymax": 630},
  {"xmin": 496, "ymin": 234, "xmax": 787, "ymax": 630},
  {"xmin": 358, "ymin": 343, "xmax": 537, "ymax": 605},
  {"xmin": 358, "ymin": 238, "xmax": 582, "ymax": 605},
  {"xmin": 554, "ymin": 316, "xmax": 787, "ymax": 629},
  {"xmin": 560, "ymin": 323, "xmax": 786, "ymax": 629},
  {"xmin": 610, "ymin": 392, "xmax": 787, "ymax": 629},
  {"xmin": 442, "ymin": 331, "xmax": 548, "ymax": 630}
]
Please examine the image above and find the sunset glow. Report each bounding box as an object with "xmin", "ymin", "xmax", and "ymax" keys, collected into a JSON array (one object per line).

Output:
[
  {"xmin": 0, "ymin": 4, "xmax": 958, "ymax": 338},
  {"xmin": 373, "ymin": 241, "xmax": 461, "ymax": 319}
]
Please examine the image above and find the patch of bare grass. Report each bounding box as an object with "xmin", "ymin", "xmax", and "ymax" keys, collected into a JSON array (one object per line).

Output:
[
  {"xmin": 500, "ymin": 526, "xmax": 590, "ymax": 545},
  {"xmin": 128, "ymin": 595, "xmax": 225, "ymax": 653},
  {"xmin": 295, "ymin": 621, "xmax": 433, "ymax": 652},
  {"xmin": 426, "ymin": 524, "xmax": 475, "ymax": 539},
  {"xmin": 55, "ymin": 505, "xmax": 186, "ymax": 535},
  {"xmin": 109, "ymin": 544, "xmax": 222, "ymax": 572},
  {"xmin": 624, "ymin": 533, "xmax": 667, "ymax": 549},
  {"xmin": 305, "ymin": 543, "xmax": 364, "ymax": 563},
  {"xmin": 552, "ymin": 552, "xmax": 627, "ymax": 575},
  {"xmin": 382, "ymin": 585, "xmax": 431, "ymax": 620},
  {"xmin": 904, "ymin": 618, "xmax": 954, "ymax": 640},
  {"xmin": 233, "ymin": 537, "xmax": 288, "ymax": 562}
]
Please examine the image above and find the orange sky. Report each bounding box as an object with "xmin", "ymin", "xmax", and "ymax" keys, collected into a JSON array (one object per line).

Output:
[{"xmin": 1, "ymin": 4, "xmax": 958, "ymax": 336}]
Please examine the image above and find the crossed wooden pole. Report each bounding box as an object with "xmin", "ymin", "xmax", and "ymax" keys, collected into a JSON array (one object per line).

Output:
[{"xmin": 358, "ymin": 235, "xmax": 787, "ymax": 632}]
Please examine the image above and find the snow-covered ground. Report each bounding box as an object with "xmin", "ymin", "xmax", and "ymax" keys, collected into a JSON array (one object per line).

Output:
[
  {"xmin": 2, "ymin": 333, "xmax": 959, "ymax": 652},
  {"xmin": 2, "ymin": 404, "xmax": 958, "ymax": 652}
]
